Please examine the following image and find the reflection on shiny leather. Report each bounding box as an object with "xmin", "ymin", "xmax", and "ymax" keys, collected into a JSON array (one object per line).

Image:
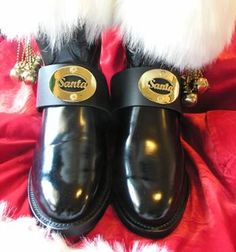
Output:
[
  {"xmin": 32, "ymin": 106, "xmax": 108, "ymax": 221},
  {"xmin": 144, "ymin": 139, "xmax": 159, "ymax": 155},
  {"xmin": 41, "ymin": 178, "xmax": 59, "ymax": 211},
  {"xmin": 112, "ymin": 106, "xmax": 188, "ymax": 237}
]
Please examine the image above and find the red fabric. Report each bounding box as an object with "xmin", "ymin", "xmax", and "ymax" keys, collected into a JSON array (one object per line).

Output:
[{"xmin": 0, "ymin": 29, "xmax": 236, "ymax": 251}]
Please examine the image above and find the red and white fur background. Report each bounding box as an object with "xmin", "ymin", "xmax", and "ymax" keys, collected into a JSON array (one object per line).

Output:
[
  {"xmin": 0, "ymin": 0, "xmax": 236, "ymax": 250},
  {"xmin": 0, "ymin": 28, "xmax": 236, "ymax": 251}
]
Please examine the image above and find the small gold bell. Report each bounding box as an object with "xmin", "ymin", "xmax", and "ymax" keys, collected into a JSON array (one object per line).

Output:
[
  {"xmin": 32, "ymin": 61, "xmax": 41, "ymax": 71},
  {"xmin": 10, "ymin": 68, "xmax": 21, "ymax": 80},
  {"xmin": 10, "ymin": 63, "xmax": 23, "ymax": 80},
  {"xmin": 10, "ymin": 40, "xmax": 42, "ymax": 84},
  {"xmin": 196, "ymin": 77, "xmax": 209, "ymax": 94},
  {"xmin": 183, "ymin": 93, "xmax": 198, "ymax": 107},
  {"xmin": 20, "ymin": 70, "xmax": 30, "ymax": 79},
  {"xmin": 21, "ymin": 70, "xmax": 37, "ymax": 84},
  {"xmin": 23, "ymin": 74, "xmax": 37, "ymax": 85}
]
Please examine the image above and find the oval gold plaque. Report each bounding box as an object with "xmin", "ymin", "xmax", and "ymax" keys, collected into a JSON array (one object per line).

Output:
[
  {"xmin": 49, "ymin": 66, "xmax": 97, "ymax": 102},
  {"xmin": 138, "ymin": 69, "xmax": 179, "ymax": 104}
]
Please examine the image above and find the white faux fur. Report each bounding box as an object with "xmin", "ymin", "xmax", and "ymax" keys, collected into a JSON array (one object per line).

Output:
[
  {"xmin": 0, "ymin": 202, "xmax": 168, "ymax": 252},
  {"xmin": 115, "ymin": 0, "xmax": 236, "ymax": 69},
  {"xmin": 0, "ymin": 0, "xmax": 114, "ymax": 47}
]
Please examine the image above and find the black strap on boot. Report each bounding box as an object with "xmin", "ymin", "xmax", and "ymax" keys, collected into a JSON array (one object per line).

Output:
[
  {"xmin": 111, "ymin": 67, "xmax": 182, "ymax": 113},
  {"xmin": 37, "ymin": 63, "xmax": 110, "ymax": 114}
]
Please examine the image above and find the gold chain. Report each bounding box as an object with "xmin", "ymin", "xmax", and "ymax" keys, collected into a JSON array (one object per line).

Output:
[
  {"xmin": 181, "ymin": 69, "xmax": 209, "ymax": 106},
  {"xmin": 10, "ymin": 39, "xmax": 42, "ymax": 84}
]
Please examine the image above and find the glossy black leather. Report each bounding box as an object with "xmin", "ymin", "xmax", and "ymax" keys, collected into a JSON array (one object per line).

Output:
[
  {"xmin": 28, "ymin": 30, "xmax": 110, "ymax": 237},
  {"xmin": 111, "ymin": 49, "xmax": 188, "ymax": 238},
  {"xmin": 31, "ymin": 106, "xmax": 108, "ymax": 220}
]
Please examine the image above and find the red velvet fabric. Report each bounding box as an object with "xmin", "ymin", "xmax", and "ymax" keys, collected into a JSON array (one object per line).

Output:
[{"xmin": 0, "ymin": 29, "xmax": 236, "ymax": 251}]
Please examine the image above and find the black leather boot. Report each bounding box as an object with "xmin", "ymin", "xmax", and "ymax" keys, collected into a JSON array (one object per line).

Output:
[
  {"xmin": 111, "ymin": 48, "xmax": 189, "ymax": 238},
  {"xmin": 28, "ymin": 30, "xmax": 111, "ymax": 238}
]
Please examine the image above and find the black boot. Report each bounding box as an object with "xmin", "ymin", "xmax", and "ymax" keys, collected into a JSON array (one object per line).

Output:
[
  {"xmin": 28, "ymin": 30, "xmax": 111, "ymax": 238},
  {"xmin": 111, "ymin": 48, "xmax": 189, "ymax": 238}
]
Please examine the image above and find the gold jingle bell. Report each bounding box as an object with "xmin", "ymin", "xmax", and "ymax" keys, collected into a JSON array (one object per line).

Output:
[
  {"xmin": 10, "ymin": 68, "xmax": 21, "ymax": 80},
  {"xmin": 196, "ymin": 77, "xmax": 209, "ymax": 94},
  {"xmin": 10, "ymin": 40, "xmax": 42, "ymax": 84},
  {"xmin": 23, "ymin": 75, "xmax": 37, "ymax": 85},
  {"xmin": 183, "ymin": 93, "xmax": 198, "ymax": 107},
  {"xmin": 10, "ymin": 63, "xmax": 24, "ymax": 80},
  {"xmin": 21, "ymin": 70, "xmax": 37, "ymax": 85}
]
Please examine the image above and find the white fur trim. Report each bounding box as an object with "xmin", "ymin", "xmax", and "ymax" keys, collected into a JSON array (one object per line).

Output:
[
  {"xmin": 0, "ymin": 0, "xmax": 114, "ymax": 46},
  {"xmin": 115, "ymin": 0, "xmax": 236, "ymax": 69},
  {"xmin": 0, "ymin": 202, "xmax": 168, "ymax": 252}
]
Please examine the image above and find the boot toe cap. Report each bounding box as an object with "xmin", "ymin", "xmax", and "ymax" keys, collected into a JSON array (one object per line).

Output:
[
  {"xmin": 33, "ymin": 178, "xmax": 96, "ymax": 221},
  {"xmin": 115, "ymin": 175, "xmax": 189, "ymax": 238}
]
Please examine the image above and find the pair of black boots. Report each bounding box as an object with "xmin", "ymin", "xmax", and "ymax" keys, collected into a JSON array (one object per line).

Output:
[{"xmin": 28, "ymin": 32, "xmax": 189, "ymax": 239}]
